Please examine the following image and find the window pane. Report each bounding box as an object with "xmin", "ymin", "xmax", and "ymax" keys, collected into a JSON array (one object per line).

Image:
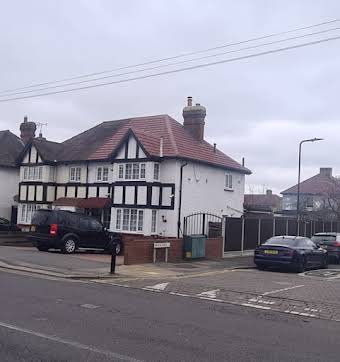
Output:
[
  {"xmin": 130, "ymin": 209, "xmax": 137, "ymax": 231},
  {"xmin": 21, "ymin": 205, "xmax": 26, "ymax": 222},
  {"xmin": 116, "ymin": 209, "xmax": 122, "ymax": 230},
  {"xmin": 125, "ymin": 164, "xmax": 132, "ymax": 179},
  {"xmin": 123, "ymin": 209, "xmax": 130, "ymax": 230},
  {"xmin": 119, "ymin": 165, "xmax": 124, "ymax": 179},
  {"xmin": 151, "ymin": 210, "xmax": 157, "ymax": 233},
  {"xmin": 97, "ymin": 167, "xmax": 102, "ymax": 181},
  {"xmin": 132, "ymin": 164, "xmax": 139, "ymax": 179},
  {"xmin": 103, "ymin": 168, "xmax": 109, "ymax": 181},
  {"xmin": 229, "ymin": 175, "xmax": 233, "ymax": 189},
  {"xmin": 23, "ymin": 168, "xmax": 28, "ymax": 180},
  {"xmin": 138, "ymin": 210, "xmax": 144, "ymax": 231},
  {"xmin": 140, "ymin": 164, "xmax": 146, "ymax": 179},
  {"xmin": 38, "ymin": 167, "xmax": 42, "ymax": 180},
  {"xmin": 76, "ymin": 167, "xmax": 81, "ymax": 181},
  {"xmin": 154, "ymin": 164, "xmax": 159, "ymax": 180},
  {"xmin": 70, "ymin": 168, "xmax": 75, "ymax": 181}
]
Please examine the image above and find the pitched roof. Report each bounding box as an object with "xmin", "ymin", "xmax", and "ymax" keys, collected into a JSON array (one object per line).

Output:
[
  {"xmin": 33, "ymin": 138, "xmax": 64, "ymax": 162},
  {"xmin": 20, "ymin": 115, "xmax": 250, "ymax": 174},
  {"xmin": 0, "ymin": 130, "xmax": 24, "ymax": 167},
  {"xmin": 281, "ymin": 173, "xmax": 336, "ymax": 195},
  {"xmin": 244, "ymin": 193, "xmax": 282, "ymax": 207}
]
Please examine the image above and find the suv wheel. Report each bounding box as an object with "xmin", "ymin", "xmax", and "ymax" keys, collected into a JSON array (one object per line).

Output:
[{"xmin": 62, "ymin": 238, "xmax": 76, "ymax": 254}]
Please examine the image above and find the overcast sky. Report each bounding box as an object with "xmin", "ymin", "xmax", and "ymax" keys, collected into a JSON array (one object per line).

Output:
[{"xmin": 1, "ymin": 0, "xmax": 340, "ymax": 194}]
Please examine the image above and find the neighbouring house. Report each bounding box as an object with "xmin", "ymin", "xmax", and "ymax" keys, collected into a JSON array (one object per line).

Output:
[
  {"xmin": 16, "ymin": 97, "xmax": 251, "ymax": 236},
  {"xmin": 244, "ymin": 189, "xmax": 282, "ymax": 214},
  {"xmin": 281, "ymin": 168, "xmax": 336, "ymax": 215},
  {"xmin": 0, "ymin": 129, "xmax": 24, "ymax": 221}
]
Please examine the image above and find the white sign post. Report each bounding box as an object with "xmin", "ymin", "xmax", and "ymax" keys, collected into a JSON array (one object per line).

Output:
[{"xmin": 153, "ymin": 242, "xmax": 171, "ymax": 263}]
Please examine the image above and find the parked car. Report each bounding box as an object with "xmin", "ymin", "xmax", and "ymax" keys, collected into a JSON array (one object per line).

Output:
[
  {"xmin": 311, "ymin": 233, "xmax": 340, "ymax": 264},
  {"xmin": 28, "ymin": 209, "xmax": 122, "ymax": 254},
  {"xmin": 254, "ymin": 236, "xmax": 328, "ymax": 272},
  {"xmin": 0, "ymin": 217, "xmax": 19, "ymax": 232}
]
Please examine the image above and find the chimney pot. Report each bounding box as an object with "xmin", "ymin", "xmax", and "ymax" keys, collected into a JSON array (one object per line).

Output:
[
  {"xmin": 187, "ymin": 96, "xmax": 192, "ymax": 107},
  {"xmin": 266, "ymin": 189, "xmax": 273, "ymax": 195},
  {"xmin": 213, "ymin": 143, "xmax": 217, "ymax": 153}
]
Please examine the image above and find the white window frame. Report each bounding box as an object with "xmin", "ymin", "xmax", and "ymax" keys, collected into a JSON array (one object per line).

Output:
[
  {"xmin": 20, "ymin": 204, "xmax": 42, "ymax": 224},
  {"xmin": 118, "ymin": 164, "xmax": 124, "ymax": 179},
  {"xmin": 121, "ymin": 163, "xmax": 146, "ymax": 181},
  {"xmin": 225, "ymin": 173, "xmax": 233, "ymax": 190},
  {"xmin": 153, "ymin": 163, "xmax": 160, "ymax": 180},
  {"xmin": 151, "ymin": 210, "xmax": 157, "ymax": 233},
  {"xmin": 69, "ymin": 167, "xmax": 81, "ymax": 182},
  {"xmin": 96, "ymin": 166, "xmax": 109, "ymax": 182},
  {"xmin": 115, "ymin": 208, "xmax": 144, "ymax": 233}
]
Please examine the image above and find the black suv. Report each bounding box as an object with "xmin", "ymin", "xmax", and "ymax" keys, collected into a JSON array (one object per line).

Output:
[{"xmin": 28, "ymin": 209, "xmax": 122, "ymax": 254}]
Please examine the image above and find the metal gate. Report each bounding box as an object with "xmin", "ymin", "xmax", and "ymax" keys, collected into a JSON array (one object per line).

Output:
[{"xmin": 183, "ymin": 212, "xmax": 223, "ymax": 237}]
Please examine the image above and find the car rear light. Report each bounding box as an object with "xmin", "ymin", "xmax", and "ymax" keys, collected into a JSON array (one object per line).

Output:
[
  {"xmin": 334, "ymin": 242, "xmax": 340, "ymax": 247},
  {"xmin": 50, "ymin": 224, "xmax": 58, "ymax": 236}
]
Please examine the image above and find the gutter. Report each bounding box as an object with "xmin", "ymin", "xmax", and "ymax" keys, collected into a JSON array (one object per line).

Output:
[{"xmin": 177, "ymin": 162, "xmax": 188, "ymax": 238}]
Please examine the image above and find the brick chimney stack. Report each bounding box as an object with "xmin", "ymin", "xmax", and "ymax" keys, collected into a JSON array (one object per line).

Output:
[
  {"xmin": 20, "ymin": 116, "xmax": 36, "ymax": 144},
  {"xmin": 183, "ymin": 97, "xmax": 206, "ymax": 141},
  {"xmin": 320, "ymin": 168, "xmax": 332, "ymax": 177}
]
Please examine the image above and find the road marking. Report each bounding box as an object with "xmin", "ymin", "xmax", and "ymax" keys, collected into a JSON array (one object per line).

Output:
[
  {"xmin": 169, "ymin": 292, "xmax": 190, "ymax": 297},
  {"xmin": 143, "ymin": 282, "xmax": 169, "ymax": 291},
  {"xmin": 262, "ymin": 284, "xmax": 304, "ymax": 296},
  {"xmin": 196, "ymin": 289, "xmax": 220, "ymax": 299},
  {"xmin": 248, "ymin": 298, "xmax": 275, "ymax": 305},
  {"xmin": 199, "ymin": 297, "xmax": 224, "ymax": 302},
  {"xmin": 80, "ymin": 304, "xmax": 100, "ymax": 309},
  {"xmin": 284, "ymin": 310, "xmax": 316, "ymax": 318},
  {"xmin": 0, "ymin": 321, "xmax": 142, "ymax": 362},
  {"xmin": 241, "ymin": 303, "xmax": 271, "ymax": 310}
]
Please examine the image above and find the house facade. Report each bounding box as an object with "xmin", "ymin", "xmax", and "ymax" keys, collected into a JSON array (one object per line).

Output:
[
  {"xmin": 17, "ymin": 98, "xmax": 251, "ymax": 236},
  {"xmin": 281, "ymin": 168, "xmax": 335, "ymax": 214},
  {"xmin": 0, "ymin": 130, "xmax": 24, "ymax": 221}
]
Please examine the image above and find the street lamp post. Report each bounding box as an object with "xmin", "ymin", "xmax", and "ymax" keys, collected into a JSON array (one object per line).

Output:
[{"xmin": 296, "ymin": 138, "xmax": 323, "ymax": 236}]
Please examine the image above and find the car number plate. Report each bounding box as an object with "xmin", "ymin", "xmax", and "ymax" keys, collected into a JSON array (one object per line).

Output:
[
  {"xmin": 264, "ymin": 249, "xmax": 278, "ymax": 255},
  {"xmin": 30, "ymin": 226, "xmax": 36, "ymax": 232},
  {"xmin": 320, "ymin": 245, "xmax": 327, "ymax": 250}
]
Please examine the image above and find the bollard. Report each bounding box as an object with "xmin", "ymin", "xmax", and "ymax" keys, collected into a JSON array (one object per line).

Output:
[{"xmin": 110, "ymin": 242, "xmax": 117, "ymax": 274}]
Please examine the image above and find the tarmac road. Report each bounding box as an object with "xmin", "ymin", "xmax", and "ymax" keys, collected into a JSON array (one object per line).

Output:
[{"xmin": 0, "ymin": 270, "xmax": 339, "ymax": 362}]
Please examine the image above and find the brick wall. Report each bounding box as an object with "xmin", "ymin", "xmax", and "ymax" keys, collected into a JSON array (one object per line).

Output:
[{"xmin": 123, "ymin": 237, "xmax": 223, "ymax": 265}]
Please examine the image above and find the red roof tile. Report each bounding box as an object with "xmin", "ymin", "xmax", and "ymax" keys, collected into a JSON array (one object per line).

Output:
[{"xmin": 22, "ymin": 114, "xmax": 250, "ymax": 174}]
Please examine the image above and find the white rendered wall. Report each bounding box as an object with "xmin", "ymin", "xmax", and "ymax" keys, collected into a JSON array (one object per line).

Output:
[{"xmin": 0, "ymin": 168, "xmax": 19, "ymax": 220}]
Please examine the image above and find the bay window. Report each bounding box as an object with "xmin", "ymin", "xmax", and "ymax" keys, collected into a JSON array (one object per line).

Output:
[{"xmin": 116, "ymin": 208, "xmax": 144, "ymax": 232}]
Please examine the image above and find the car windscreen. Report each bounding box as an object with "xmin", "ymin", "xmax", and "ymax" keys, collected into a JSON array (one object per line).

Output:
[
  {"xmin": 311, "ymin": 235, "xmax": 336, "ymax": 245},
  {"xmin": 263, "ymin": 238, "xmax": 298, "ymax": 247},
  {"xmin": 31, "ymin": 210, "xmax": 55, "ymax": 225}
]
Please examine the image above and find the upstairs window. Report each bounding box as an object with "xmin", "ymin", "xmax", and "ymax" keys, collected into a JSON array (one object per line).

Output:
[
  {"xmin": 118, "ymin": 165, "xmax": 124, "ymax": 179},
  {"xmin": 153, "ymin": 163, "xmax": 160, "ymax": 180},
  {"xmin": 69, "ymin": 167, "xmax": 81, "ymax": 182},
  {"xmin": 22, "ymin": 166, "xmax": 43, "ymax": 181},
  {"xmin": 49, "ymin": 167, "xmax": 56, "ymax": 182},
  {"xmin": 121, "ymin": 163, "xmax": 146, "ymax": 180},
  {"xmin": 96, "ymin": 166, "xmax": 109, "ymax": 182},
  {"xmin": 151, "ymin": 210, "xmax": 157, "ymax": 233},
  {"xmin": 225, "ymin": 173, "xmax": 233, "ymax": 190}
]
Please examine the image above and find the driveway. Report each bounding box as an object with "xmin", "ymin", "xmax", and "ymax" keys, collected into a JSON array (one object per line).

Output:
[{"xmin": 0, "ymin": 246, "xmax": 123, "ymax": 277}]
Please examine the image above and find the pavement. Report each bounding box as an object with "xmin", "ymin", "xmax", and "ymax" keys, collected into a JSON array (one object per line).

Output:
[
  {"xmin": 0, "ymin": 245, "xmax": 254, "ymax": 279},
  {"xmin": 1, "ymin": 270, "xmax": 340, "ymax": 361}
]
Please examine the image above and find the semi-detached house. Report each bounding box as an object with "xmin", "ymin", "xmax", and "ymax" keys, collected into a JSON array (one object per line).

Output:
[{"xmin": 17, "ymin": 98, "xmax": 251, "ymax": 237}]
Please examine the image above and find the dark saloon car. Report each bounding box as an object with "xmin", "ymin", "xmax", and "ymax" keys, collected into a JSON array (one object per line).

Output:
[
  {"xmin": 0, "ymin": 217, "xmax": 19, "ymax": 232},
  {"xmin": 254, "ymin": 236, "xmax": 328, "ymax": 272},
  {"xmin": 311, "ymin": 233, "xmax": 340, "ymax": 264},
  {"xmin": 28, "ymin": 209, "xmax": 122, "ymax": 254}
]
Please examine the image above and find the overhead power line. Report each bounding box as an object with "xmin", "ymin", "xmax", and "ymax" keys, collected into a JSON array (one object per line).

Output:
[
  {"xmin": 1, "ymin": 34, "xmax": 339, "ymax": 103},
  {"xmin": 1, "ymin": 18, "xmax": 340, "ymax": 95},
  {"xmin": 2, "ymin": 25, "xmax": 340, "ymax": 98}
]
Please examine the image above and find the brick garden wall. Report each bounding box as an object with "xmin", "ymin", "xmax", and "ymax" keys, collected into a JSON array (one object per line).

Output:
[{"xmin": 123, "ymin": 237, "xmax": 223, "ymax": 265}]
